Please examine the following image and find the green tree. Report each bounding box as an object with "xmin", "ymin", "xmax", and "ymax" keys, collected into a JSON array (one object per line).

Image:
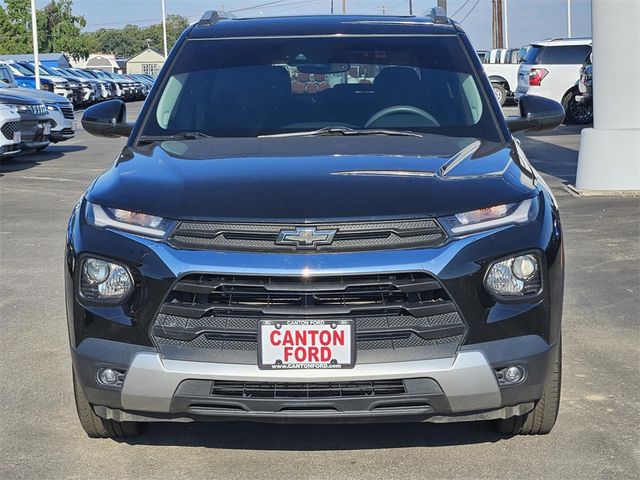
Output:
[
  {"xmin": 37, "ymin": 0, "xmax": 89, "ymax": 60},
  {"xmin": 0, "ymin": 0, "xmax": 32, "ymax": 54},
  {"xmin": 0, "ymin": 0, "xmax": 89, "ymax": 60}
]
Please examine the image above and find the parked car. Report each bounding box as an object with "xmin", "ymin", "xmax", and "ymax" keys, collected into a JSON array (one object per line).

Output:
[
  {"xmin": 576, "ymin": 53, "xmax": 593, "ymax": 106},
  {"xmin": 0, "ymin": 63, "xmax": 75, "ymax": 144},
  {"xmin": 4, "ymin": 60, "xmax": 73, "ymax": 101},
  {"xmin": 82, "ymin": 69, "xmax": 125, "ymax": 99},
  {"xmin": 66, "ymin": 68, "xmax": 113, "ymax": 101},
  {"xmin": 0, "ymin": 102, "xmax": 24, "ymax": 158},
  {"xmin": 37, "ymin": 64, "xmax": 95, "ymax": 106},
  {"xmin": 482, "ymin": 48, "xmax": 523, "ymax": 106},
  {"xmin": 515, "ymin": 38, "xmax": 592, "ymax": 124},
  {"xmin": 0, "ymin": 90, "xmax": 50, "ymax": 151},
  {"xmin": 70, "ymin": 10, "xmax": 565, "ymax": 439}
]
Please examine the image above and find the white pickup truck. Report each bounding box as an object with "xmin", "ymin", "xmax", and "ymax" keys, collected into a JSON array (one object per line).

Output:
[{"xmin": 481, "ymin": 48, "xmax": 522, "ymax": 106}]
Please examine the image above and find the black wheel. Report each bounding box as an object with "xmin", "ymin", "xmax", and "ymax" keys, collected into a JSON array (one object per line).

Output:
[
  {"xmin": 496, "ymin": 343, "xmax": 561, "ymax": 435},
  {"xmin": 73, "ymin": 370, "xmax": 146, "ymax": 439},
  {"xmin": 562, "ymin": 90, "xmax": 593, "ymax": 124},
  {"xmin": 492, "ymin": 83, "xmax": 507, "ymax": 106},
  {"xmin": 35, "ymin": 146, "xmax": 47, "ymax": 152}
]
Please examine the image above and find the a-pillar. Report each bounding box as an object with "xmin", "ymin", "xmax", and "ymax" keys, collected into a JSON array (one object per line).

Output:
[{"xmin": 575, "ymin": 0, "xmax": 640, "ymax": 191}]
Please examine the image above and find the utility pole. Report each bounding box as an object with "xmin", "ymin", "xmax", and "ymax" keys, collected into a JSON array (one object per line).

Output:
[
  {"xmin": 491, "ymin": 0, "xmax": 504, "ymax": 49},
  {"xmin": 437, "ymin": 0, "xmax": 447, "ymax": 15},
  {"xmin": 161, "ymin": 0, "xmax": 168, "ymax": 59},
  {"xmin": 504, "ymin": 0, "xmax": 509, "ymax": 48},
  {"xmin": 30, "ymin": 0, "xmax": 40, "ymax": 89},
  {"xmin": 342, "ymin": 0, "xmax": 346, "ymax": 14},
  {"xmin": 331, "ymin": 0, "xmax": 334, "ymax": 14},
  {"xmin": 567, "ymin": 0, "xmax": 572, "ymax": 37},
  {"xmin": 409, "ymin": 0, "xmax": 413, "ymax": 15}
]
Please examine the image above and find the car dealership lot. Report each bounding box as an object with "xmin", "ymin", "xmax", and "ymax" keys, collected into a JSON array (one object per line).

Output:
[{"xmin": 0, "ymin": 103, "xmax": 638, "ymax": 479}]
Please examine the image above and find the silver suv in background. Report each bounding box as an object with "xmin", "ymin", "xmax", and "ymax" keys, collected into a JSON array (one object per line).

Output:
[{"xmin": 0, "ymin": 63, "xmax": 75, "ymax": 145}]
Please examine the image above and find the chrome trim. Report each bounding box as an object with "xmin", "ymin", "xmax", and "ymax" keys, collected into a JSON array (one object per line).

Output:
[
  {"xmin": 120, "ymin": 350, "xmax": 501, "ymax": 413},
  {"xmin": 115, "ymin": 225, "xmax": 504, "ymax": 279}
]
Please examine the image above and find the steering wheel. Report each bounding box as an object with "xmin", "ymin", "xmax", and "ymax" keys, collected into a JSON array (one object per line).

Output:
[{"xmin": 365, "ymin": 105, "xmax": 440, "ymax": 128}]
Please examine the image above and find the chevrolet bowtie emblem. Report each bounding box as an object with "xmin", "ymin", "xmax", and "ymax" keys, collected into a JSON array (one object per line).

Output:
[{"xmin": 276, "ymin": 227, "xmax": 337, "ymax": 249}]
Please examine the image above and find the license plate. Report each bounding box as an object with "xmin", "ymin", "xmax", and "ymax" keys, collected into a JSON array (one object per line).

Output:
[
  {"xmin": 12, "ymin": 131, "xmax": 21, "ymax": 143},
  {"xmin": 259, "ymin": 320, "xmax": 355, "ymax": 370}
]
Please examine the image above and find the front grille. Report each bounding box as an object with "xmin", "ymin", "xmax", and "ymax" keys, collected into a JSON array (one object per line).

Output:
[
  {"xmin": 169, "ymin": 218, "xmax": 447, "ymax": 253},
  {"xmin": 58, "ymin": 104, "xmax": 74, "ymax": 120},
  {"xmin": 1, "ymin": 121, "xmax": 20, "ymax": 140},
  {"xmin": 161, "ymin": 273, "xmax": 456, "ymax": 319},
  {"xmin": 151, "ymin": 273, "xmax": 466, "ymax": 362},
  {"xmin": 209, "ymin": 380, "xmax": 406, "ymax": 398}
]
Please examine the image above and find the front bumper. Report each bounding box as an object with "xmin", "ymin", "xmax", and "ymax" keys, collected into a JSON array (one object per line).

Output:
[
  {"xmin": 72, "ymin": 335, "xmax": 556, "ymax": 423},
  {"xmin": 66, "ymin": 189, "xmax": 563, "ymax": 424}
]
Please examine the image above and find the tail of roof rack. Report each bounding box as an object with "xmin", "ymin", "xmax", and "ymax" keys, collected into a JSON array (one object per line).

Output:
[
  {"xmin": 425, "ymin": 7, "xmax": 448, "ymax": 24},
  {"xmin": 198, "ymin": 10, "xmax": 234, "ymax": 27}
]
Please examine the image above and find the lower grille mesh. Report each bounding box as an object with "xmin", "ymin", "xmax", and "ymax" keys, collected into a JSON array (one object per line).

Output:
[{"xmin": 210, "ymin": 380, "xmax": 406, "ymax": 398}]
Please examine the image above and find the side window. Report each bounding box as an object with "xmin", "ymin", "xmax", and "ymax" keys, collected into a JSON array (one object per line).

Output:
[
  {"xmin": 461, "ymin": 74, "xmax": 482, "ymax": 124},
  {"xmin": 155, "ymin": 74, "xmax": 186, "ymax": 128},
  {"xmin": 0, "ymin": 67, "xmax": 12, "ymax": 83},
  {"xmin": 539, "ymin": 45, "xmax": 591, "ymax": 65}
]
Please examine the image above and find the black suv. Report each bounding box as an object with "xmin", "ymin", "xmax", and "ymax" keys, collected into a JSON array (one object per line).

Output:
[{"xmin": 68, "ymin": 9, "xmax": 565, "ymax": 439}]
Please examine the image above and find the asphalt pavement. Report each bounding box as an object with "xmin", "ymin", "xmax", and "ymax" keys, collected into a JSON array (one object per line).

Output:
[{"xmin": 0, "ymin": 103, "xmax": 638, "ymax": 479}]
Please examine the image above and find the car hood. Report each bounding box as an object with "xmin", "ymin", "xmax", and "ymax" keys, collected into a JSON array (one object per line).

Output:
[
  {"xmin": 0, "ymin": 90, "xmax": 42, "ymax": 105},
  {"xmin": 0, "ymin": 84, "xmax": 69, "ymax": 104},
  {"xmin": 87, "ymin": 137, "xmax": 537, "ymax": 221}
]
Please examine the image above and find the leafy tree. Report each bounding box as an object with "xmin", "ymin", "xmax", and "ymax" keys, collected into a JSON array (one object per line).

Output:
[
  {"xmin": 0, "ymin": 0, "xmax": 189, "ymax": 60},
  {"xmin": 0, "ymin": 0, "xmax": 32, "ymax": 54}
]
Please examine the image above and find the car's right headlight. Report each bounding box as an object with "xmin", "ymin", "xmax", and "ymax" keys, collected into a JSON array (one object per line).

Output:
[
  {"xmin": 485, "ymin": 253, "xmax": 542, "ymax": 297},
  {"xmin": 80, "ymin": 257, "xmax": 133, "ymax": 300},
  {"xmin": 440, "ymin": 197, "xmax": 538, "ymax": 235},
  {"xmin": 85, "ymin": 201, "xmax": 174, "ymax": 238}
]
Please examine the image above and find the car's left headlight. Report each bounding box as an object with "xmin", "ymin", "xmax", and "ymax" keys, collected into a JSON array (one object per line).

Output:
[
  {"xmin": 86, "ymin": 201, "xmax": 174, "ymax": 238},
  {"xmin": 440, "ymin": 197, "xmax": 538, "ymax": 235}
]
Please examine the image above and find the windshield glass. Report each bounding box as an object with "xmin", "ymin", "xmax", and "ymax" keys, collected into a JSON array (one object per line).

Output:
[
  {"xmin": 10, "ymin": 63, "xmax": 33, "ymax": 75},
  {"xmin": 139, "ymin": 36, "xmax": 501, "ymax": 142}
]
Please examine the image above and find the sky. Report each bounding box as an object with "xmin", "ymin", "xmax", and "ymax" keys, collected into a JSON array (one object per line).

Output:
[{"xmin": 5, "ymin": 0, "xmax": 592, "ymax": 51}]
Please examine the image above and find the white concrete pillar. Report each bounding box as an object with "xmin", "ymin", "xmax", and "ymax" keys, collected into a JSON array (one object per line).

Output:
[{"xmin": 575, "ymin": 0, "xmax": 640, "ymax": 191}]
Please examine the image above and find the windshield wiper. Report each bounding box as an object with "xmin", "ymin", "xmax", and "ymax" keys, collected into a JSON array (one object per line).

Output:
[
  {"xmin": 138, "ymin": 131, "xmax": 214, "ymax": 144},
  {"xmin": 258, "ymin": 127, "xmax": 422, "ymax": 139}
]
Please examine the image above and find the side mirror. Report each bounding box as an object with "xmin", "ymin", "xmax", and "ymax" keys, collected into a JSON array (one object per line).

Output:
[
  {"xmin": 81, "ymin": 99, "xmax": 134, "ymax": 138},
  {"xmin": 507, "ymin": 95, "xmax": 565, "ymax": 133}
]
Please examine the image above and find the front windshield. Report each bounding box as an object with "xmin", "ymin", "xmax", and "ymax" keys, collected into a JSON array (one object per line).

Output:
[
  {"xmin": 10, "ymin": 63, "xmax": 33, "ymax": 76},
  {"xmin": 140, "ymin": 36, "xmax": 501, "ymax": 142}
]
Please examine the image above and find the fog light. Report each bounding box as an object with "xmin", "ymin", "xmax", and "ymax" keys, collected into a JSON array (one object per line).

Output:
[
  {"xmin": 496, "ymin": 365, "xmax": 526, "ymax": 385},
  {"xmin": 96, "ymin": 368, "xmax": 125, "ymax": 388}
]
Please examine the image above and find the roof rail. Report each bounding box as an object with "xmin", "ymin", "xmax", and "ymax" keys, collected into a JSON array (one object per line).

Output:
[
  {"xmin": 426, "ymin": 7, "xmax": 448, "ymax": 24},
  {"xmin": 197, "ymin": 10, "xmax": 234, "ymax": 27}
]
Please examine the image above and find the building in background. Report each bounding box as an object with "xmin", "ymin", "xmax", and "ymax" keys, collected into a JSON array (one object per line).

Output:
[
  {"xmin": 0, "ymin": 53, "xmax": 71, "ymax": 68},
  {"xmin": 72, "ymin": 54, "xmax": 124, "ymax": 73},
  {"xmin": 126, "ymin": 48, "xmax": 165, "ymax": 77}
]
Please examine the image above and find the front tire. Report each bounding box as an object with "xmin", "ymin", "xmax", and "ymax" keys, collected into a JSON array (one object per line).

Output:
[
  {"xmin": 492, "ymin": 82, "xmax": 507, "ymax": 106},
  {"xmin": 562, "ymin": 90, "xmax": 593, "ymax": 124},
  {"xmin": 73, "ymin": 370, "xmax": 146, "ymax": 439},
  {"xmin": 496, "ymin": 343, "xmax": 561, "ymax": 435}
]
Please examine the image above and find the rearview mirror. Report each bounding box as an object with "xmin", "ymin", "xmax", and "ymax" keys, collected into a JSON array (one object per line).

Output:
[
  {"xmin": 506, "ymin": 95, "xmax": 565, "ymax": 133},
  {"xmin": 81, "ymin": 99, "xmax": 134, "ymax": 138}
]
